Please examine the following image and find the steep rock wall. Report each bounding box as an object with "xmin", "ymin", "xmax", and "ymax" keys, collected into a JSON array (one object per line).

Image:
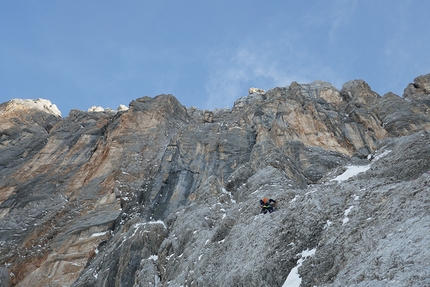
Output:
[{"xmin": 0, "ymin": 74, "xmax": 429, "ymax": 287}]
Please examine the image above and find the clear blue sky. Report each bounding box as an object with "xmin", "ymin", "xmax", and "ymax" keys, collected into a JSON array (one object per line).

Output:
[{"xmin": 1, "ymin": 1, "xmax": 429, "ymax": 116}]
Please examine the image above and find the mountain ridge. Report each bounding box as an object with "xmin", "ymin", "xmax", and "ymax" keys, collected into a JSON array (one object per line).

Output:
[{"xmin": 0, "ymin": 74, "xmax": 429, "ymax": 286}]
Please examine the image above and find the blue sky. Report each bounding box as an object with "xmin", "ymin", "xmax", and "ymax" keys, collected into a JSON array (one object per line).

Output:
[{"xmin": 1, "ymin": 1, "xmax": 429, "ymax": 116}]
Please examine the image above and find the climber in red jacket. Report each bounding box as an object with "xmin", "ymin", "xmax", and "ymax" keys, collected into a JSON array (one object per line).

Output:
[{"xmin": 260, "ymin": 197, "xmax": 277, "ymax": 214}]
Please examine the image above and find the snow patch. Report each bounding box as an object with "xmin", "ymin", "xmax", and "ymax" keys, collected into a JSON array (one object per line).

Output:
[
  {"xmin": 373, "ymin": 149, "xmax": 392, "ymax": 161},
  {"xmin": 332, "ymin": 165, "xmax": 370, "ymax": 182},
  {"xmin": 130, "ymin": 223, "xmax": 146, "ymax": 238},
  {"xmin": 221, "ymin": 187, "xmax": 236, "ymax": 203},
  {"xmin": 166, "ymin": 254, "xmax": 175, "ymax": 261},
  {"xmin": 146, "ymin": 220, "xmax": 167, "ymax": 229},
  {"xmin": 148, "ymin": 255, "xmax": 158, "ymax": 261},
  {"xmin": 324, "ymin": 220, "xmax": 333, "ymax": 229},
  {"xmin": 90, "ymin": 231, "xmax": 109, "ymax": 238},
  {"xmin": 128, "ymin": 220, "xmax": 166, "ymax": 239},
  {"xmin": 332, "ymin": 149, "xmax": 393, "ymax": 182},
  {"xmin": 283, "ymin": 248, "xmax": 317, "ymax": 287},
  {"xmin": 342, "ymin": 206, "xmax": 354, "ymax": 225}
]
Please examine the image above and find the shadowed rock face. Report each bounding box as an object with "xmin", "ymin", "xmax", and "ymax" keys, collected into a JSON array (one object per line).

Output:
[{"xmin": 1, "ymin": 75, "xmax": 430, "ymax": 287}]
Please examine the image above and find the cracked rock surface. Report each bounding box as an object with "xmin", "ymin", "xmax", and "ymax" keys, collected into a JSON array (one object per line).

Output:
[{"xmin": 1, "ymin": 75, "xmax": 429, "ymax": 287}]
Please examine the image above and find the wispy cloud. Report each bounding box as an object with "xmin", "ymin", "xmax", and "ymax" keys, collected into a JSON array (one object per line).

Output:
[
  {"xmin": 327, "ymin": 0, "xmax": 358, "ymax": 45},
  {"xmin": 204, "ymin": 43, "xmax": 303, "ymax": 109},
  {"xmin": 203, "ymin": 37, "xmax": 340, "ymax": 109}
]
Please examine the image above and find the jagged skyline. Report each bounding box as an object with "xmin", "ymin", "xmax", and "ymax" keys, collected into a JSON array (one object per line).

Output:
[
  {"xmin": 1, "ymin": 1, "xmax": 429, "ymax": 115},
  {"xmin": 1, "ymin": 75, "xmax": 429, "ymax": 286}
]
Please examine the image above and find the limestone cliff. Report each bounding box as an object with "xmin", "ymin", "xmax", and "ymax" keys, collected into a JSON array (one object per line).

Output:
[{"xmin": 0, "ymin": 75, "xmax": 429, "ymax": 287}]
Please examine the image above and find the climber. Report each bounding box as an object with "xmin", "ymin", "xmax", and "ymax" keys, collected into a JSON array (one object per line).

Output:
[{"xmin": 260, "ymin": 197, "xmax": 277, "ymax": 214}]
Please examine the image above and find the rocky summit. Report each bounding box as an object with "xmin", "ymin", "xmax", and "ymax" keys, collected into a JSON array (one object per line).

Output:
[{"xmin": 1, "ymin": 74, "xmax": 430, "ymax": 287}]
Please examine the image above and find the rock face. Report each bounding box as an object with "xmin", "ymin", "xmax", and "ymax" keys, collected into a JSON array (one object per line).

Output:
[{"xmin": 1, "ymin": 75, "xmax": 430, "ymax": 287}]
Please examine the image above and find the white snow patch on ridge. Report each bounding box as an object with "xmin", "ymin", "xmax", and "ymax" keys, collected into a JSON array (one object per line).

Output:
[
  {"xmin": 128, "ymin": 220, "xmax": 167, "ymax": 239},
  {"xmin": 146, "ymin": 220, "xmax": 167, "ymax": 229},
  {"xmin": 90, "ymin": 231, "xmax": 109, "ymax": 238},
  {"xmin": 323, "ymin": 220, "xmax": 333, "ymax": 229},
  {"xmin": 373, "ymin": 149, "xmax": 392, "ymax": 161},
  {"xmin": 333, "ymin": 149, "xmax": 393, "ymax": 182},
  {"xmin": 221, "ymin": 187, "xmax": 236, "ymax": 203},
  {"xmin": 342, "ymin": 206, "xmax": 354, "ymax": 225},
  {"xmin": 332, "ymin": 165, "xmax": 371, "ymax": 182},
  {"xmin": 148, "ymin": 255, "xmax": 158, "ymax": 261},
  {"xmin": 283, "ymin": 248, "xmax": 317, "ymax": 287}
]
